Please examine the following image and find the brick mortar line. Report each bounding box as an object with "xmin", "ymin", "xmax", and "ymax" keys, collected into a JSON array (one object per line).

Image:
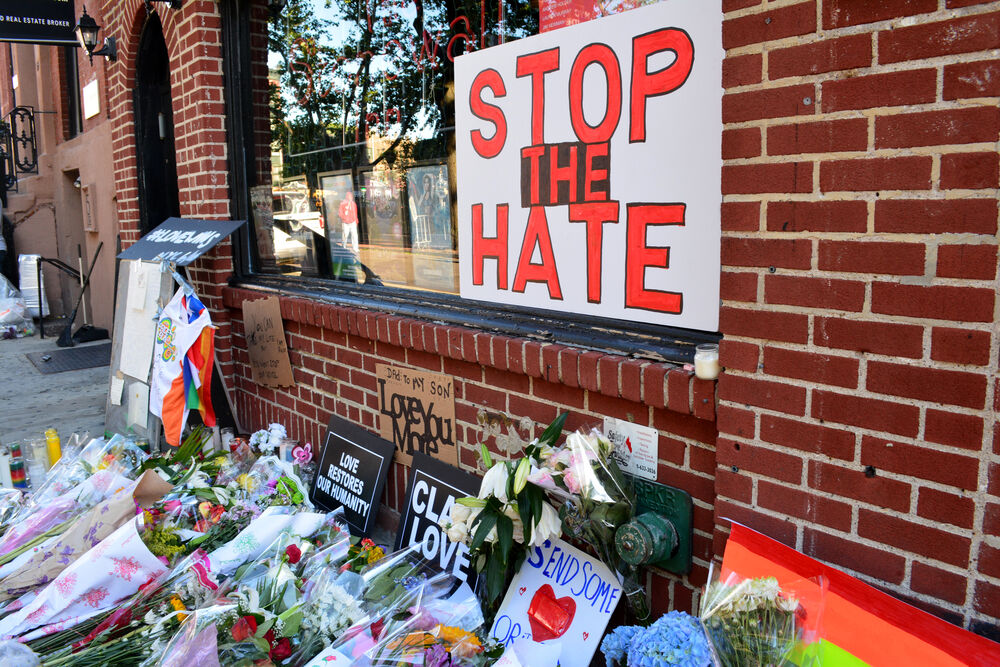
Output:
[
  {"xmin": 722, "ymin": 3, "xmax": 1000, "ymax": 56},
  {"xmin": 717, "ymin": 487, "xmax": 998, "ymax": 621},
  {"xmin": 717, "ymin": 439, "xmax": 984, "ymax": 516}
]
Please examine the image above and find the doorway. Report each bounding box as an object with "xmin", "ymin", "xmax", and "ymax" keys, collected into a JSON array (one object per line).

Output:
[{"xmin": 134, "ymin": 13, "xmax": 180, "ymax": 234}]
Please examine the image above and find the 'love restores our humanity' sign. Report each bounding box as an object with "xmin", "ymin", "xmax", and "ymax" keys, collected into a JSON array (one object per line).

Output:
[
  {"xmin": 310, "ymin": 415, "xmax": 395, "ymax": 536},
  {"xmin": 455, "ymin": 0, "xmax": 722, "ymax": 332}
]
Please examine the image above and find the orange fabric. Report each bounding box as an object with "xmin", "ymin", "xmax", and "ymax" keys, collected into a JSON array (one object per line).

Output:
[
  {"xmin": 721, "ymin": 524, "xmax": 1000, "ymax": 666},
  {"xmin": 159, "ymin": 374, "xmax": 187, "ymax": 447}
]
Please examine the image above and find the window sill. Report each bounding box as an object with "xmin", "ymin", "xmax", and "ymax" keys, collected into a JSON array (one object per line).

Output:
[{"xmin": 223, "ymin": 276, "xmax": 719, "ymax": 421}]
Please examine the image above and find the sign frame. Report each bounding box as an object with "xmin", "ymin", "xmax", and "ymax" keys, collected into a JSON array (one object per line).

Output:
[
  {"xmin": 117, "ymin": 217, "xmax": 246, "ymax": 265},
  {"xmin": 455, "ymin": 0, "xmax": 723, "ymax": 332},
  {"xmin": 394, "ymin": 452, "xmax": 482, "ymax": 587},
  {"xmin": 309, "ymin": 415, "xmax": 395, "ymax": 536},
  {"xmin": 0, "ymin": 1, "xmax": 77, "ymax": 46}
]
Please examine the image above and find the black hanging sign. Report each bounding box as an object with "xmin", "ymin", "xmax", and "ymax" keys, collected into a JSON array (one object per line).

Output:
[
  {"xmin": 0, "ymin": 1, "xmax": 77, "ymax": 46},
  {"xmin": 117, "ymin": 217, "xmax": 246, "ymax": 265},
  {"xmin": 310, "ymin": 415, "xmax": 395, "ymax": 536},
  {"xmin": 395, "ymin": 452, "xmax": 481, "ymax": 586}
]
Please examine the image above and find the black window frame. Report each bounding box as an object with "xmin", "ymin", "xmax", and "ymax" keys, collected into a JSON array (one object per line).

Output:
[{"xmin": 219, "ymin": 0, "xmax": 720, "ymax": 364}]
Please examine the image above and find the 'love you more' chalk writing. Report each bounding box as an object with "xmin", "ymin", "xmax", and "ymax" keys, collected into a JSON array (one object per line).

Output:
[{"xmin": 406, "ymin": 477, "xmax": 472, "ymax": 581}]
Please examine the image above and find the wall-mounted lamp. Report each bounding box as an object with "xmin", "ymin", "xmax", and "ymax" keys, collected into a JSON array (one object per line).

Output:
[{"xmin": 75, "ymin": 7, "xmax": 117, "ymax": 65}]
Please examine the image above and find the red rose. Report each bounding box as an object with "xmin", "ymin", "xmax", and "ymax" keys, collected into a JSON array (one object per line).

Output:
[
  {"xmin": 285, "ymin": 544, "xmax": 302, "ymax": 564},
  {"xmin": 265, "ymin": 629, "xmax": 276, "ymax": 645},
  {"xmin": 231, "ymin": 615, "xmax": 258, "ymax": 642},
  {"xmin": 269, "ymin": 637, "xmax": 293, "ymax": 661}
]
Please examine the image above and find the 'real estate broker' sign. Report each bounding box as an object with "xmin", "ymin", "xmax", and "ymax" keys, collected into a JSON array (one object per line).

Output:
[
  {"xmin": 455, "ymin": 0, "xmax": 722, "ymax": 332},
  {"xmin": 0, "ymin": 1, "xmax": 76, "ymax": 46}
]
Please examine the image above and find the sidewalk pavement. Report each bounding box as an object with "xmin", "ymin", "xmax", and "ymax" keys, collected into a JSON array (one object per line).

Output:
[{"xmin": 0, "ymin": 333, "xmax": 108, "ymax": 446}]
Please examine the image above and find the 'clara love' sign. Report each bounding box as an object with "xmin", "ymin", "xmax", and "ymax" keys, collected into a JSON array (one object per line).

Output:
[
  {"xmin": 455, "ymin": 0, "xmax": 722, "ymax": 332},
  {"xmin": 310, "ymin": 415, "xmax": 395, "ymax": 535},
  {"xmin": 394, "ymin": 453, "xmax": 481, "ymax": 587},
  {"xmin": 489, "ymin": 538, "xmax": 621, "ymax": 667}
]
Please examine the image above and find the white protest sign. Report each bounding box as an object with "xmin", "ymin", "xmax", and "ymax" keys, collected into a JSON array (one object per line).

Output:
[
  {"xmin": 489, "ymin": 538, "xmax": 621, "ymax": 667},
  {"xmin": 456, "ymin": 0, "xmax": 723, "ymax": 331},
  {"xmin": 604, "ymin": 417, "xmax": 658, "ymax": 481}
]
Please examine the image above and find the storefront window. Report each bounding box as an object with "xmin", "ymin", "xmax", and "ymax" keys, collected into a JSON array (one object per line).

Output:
[{"xmin": 248, "ymin": 0, "xmax": 539, "ymax": 293}]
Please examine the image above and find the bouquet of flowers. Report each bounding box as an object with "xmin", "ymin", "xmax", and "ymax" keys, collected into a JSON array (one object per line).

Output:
[
  {"xmin": 440, "ymin": 415, "xmax": 567, "ymax": 608},
  {"xmin": 601, "ymin": 611, "xmax": 711, "ymax": 667},
  {"xmin": 699, "ymin": 566, "xmax": 819, "ymax": 667},
  {"xmin": 527, "ymin": 427, "xmax": 644, "ymax": 618},
  {"xmin": 368, "ymin": 579, "xmax": 500, "ymax": 666},
  {"xmin": 248, "ymin": 423, "xmax": 288, "ymax": 456}
]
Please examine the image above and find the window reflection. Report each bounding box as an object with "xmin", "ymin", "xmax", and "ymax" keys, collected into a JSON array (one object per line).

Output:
[{"xmin": 248, "ymin": 0, "xmax": 539, "ymax": 293}]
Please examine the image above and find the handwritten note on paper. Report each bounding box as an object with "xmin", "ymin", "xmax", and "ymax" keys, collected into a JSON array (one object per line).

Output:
[
  {"xmin": 377, "ymin": 364, "xmax": 456, "ymax": 466},
  {"xmin": 489, "ymin": 539, "xmax": 620, "ymax": 667},
  {"xmin": 242, "ymin": 297, "xmax": 296, "ymax": 388}
]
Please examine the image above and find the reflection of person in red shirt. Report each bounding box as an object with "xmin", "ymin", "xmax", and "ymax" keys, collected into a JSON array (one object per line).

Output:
[{"xmin": 338, "ymin": 191, "xmax": 359, "ymax": 253}]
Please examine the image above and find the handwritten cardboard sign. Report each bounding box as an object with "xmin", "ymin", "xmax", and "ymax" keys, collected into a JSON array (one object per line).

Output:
[
  {"xmin": 310, "ymin": 415, "xmax": 395, "ymax": 536},
  {"xmin": 455, "ymin": 1, "xmax": 722, "ymax": 332},
  {"xmin": 394, "ymin": 452, "xmax": 481, "ymax": 588},
  {"xmin": 488, "ymin": 538, "xmax": 621, "ymax": 667},
  {"xmin": 242, "ymin": 297, "xmax": 296, "ymax": 388},
  {"xmin": 377, "ymin": 364, "xmax": 456, "ymax": 466}
]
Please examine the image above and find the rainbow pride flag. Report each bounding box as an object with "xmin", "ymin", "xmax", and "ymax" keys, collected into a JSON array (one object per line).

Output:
[{"xmin": 720, "ymin": 522, "xmax": 1000, "ymax": 666}]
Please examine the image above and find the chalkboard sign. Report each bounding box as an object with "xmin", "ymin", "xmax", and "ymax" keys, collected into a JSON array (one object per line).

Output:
[
  {"xmin": 117, "ymin": 217, "xmax": 246, "ymax": 265},
  {"xmin": 310, "ymin": 415, "xmax": 395, "ymax": 536},
  {"xmin": 0, "ymin": 1, "xmax": 76, "ymax": 45},
  {"xmin": 395, "ymin": 452, "xmax": 481, "ymax": 587}
]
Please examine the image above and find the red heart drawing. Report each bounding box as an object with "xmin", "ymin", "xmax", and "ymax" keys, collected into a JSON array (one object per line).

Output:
[
  {"xmin": 583, "ymin": 631, "xmax": 590, "ymax": 640},
  {"xmin": 519, "ymin": 587, "xmax": 527, "ymax": 596},
  {"xmin": 527, "ymin": 584, "xmax": 576, "ymax": 642}
]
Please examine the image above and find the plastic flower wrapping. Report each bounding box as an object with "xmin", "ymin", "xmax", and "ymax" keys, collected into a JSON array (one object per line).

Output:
[
  {"xmin": 698, "ymin": 564, "xmax": 826, "ymax": 667},
  {"xmin": 440, "ymin": 415, "xmax": 648, "ymax": 621},
  {"xmin": 0, "ymin": 424, "xmax": 509, "ymax": 667}
]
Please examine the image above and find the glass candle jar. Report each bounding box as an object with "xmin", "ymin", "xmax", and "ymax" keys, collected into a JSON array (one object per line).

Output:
[{"xmin": 694, "ymin": 343, "xmax": 721, "ymax": 380}]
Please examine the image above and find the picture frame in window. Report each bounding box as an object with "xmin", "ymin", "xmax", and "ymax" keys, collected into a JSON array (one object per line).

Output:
[{"xmin": 405, "ymin": 162, "xmax": 458, "ymax": 294}]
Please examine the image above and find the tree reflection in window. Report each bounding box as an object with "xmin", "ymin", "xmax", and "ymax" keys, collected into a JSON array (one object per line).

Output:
[{"xmin": 253, "ymin": 0, "xmax": 538, "ymax": 290}]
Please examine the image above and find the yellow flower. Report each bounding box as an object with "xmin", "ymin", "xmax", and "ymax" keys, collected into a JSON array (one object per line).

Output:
[
  {"xmin": 237, "ymin": 474, "xmax": 258, "ymax": 492},
  {"xmin": 367, "ymin": 547, "xmax": 385, "ymax": 564},
  {"xmin": 169, "ymin": 595, "xmax": 188, "ymax": 622}
]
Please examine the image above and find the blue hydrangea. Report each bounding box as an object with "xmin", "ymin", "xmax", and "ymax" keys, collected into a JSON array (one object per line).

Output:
[
  {"xmin": 604, "ymin": 611, "xmax": 711, "ymax": 667},
  {"xmin": 601, "ymin": 624, "xmax": 643, "ymax": 666}
]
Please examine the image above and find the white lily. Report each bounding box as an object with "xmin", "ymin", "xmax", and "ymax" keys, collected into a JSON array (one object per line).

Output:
[
  {"xmin": 529, "ymin": 502, "xmax": 562, "ymax": 547},
  {"xmin": 478, "ymin": 462, "xmax": 511, "ymax": 503}
]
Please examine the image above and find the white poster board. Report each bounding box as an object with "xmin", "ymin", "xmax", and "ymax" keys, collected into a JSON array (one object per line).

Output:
[
  {"xmin": 456, "ymin": 0, "xmax": 722, "ymax": 331},
  {"xmin": 488, "ymin": 538, "xmax": 621, "ymax": 666}
]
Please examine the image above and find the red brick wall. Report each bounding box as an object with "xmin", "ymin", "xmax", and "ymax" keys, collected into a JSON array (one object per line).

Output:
[
  {"xmin": 220, "ymin": 286, "xmax": 719, "ymax": 617},
  {"xmin": 103, "ymin": 0, "xmax": 1000, "ymax": 634},
  {"xmin": 718, "ymin": 0, "xmax": 1000, "ymax": 635},
  {"xmin": 105, "ymin": 0, "xmax": 237, "ymax": 384}
]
